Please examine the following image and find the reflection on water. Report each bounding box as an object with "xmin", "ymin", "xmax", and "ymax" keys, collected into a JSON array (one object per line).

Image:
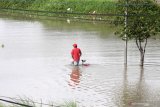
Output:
[
  {"xmin": 119, "ymin": 66, "xmax": 160, "ymax": 107},
  {"xmin": 69, "ymin": 66, "xmax": 81, "ymax": 88},
  {"xmin": 121, "ymin": 66, "xmax": 146, "ymax": 107},
  {"xmin": 0, "ymin": 15, "xmax": 160, "ymax": 107}
]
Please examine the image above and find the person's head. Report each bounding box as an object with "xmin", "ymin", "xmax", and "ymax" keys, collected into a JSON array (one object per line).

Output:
[{"xmin": 73, "ymin": 43, "xmax": 77, "ymax": 48}]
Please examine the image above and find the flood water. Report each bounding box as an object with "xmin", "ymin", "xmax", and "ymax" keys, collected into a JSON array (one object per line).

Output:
[{"xmin": 0, "ymin": 15, "xmax": 160, "ymax": 107}]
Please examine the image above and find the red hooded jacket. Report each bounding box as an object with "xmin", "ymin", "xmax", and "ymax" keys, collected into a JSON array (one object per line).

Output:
[{"xmin": 71, "ymin": 47, "xmax": 82, "ymax": 61}]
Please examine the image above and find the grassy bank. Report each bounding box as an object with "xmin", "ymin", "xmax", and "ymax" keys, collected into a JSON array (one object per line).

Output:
[
  {"xmin": 0, "ymin": 0, "xmax": 117, "ymax": 13},
  {"xmin": 0, "ymin": 0, "xmax": 117, "ymax": 21}
]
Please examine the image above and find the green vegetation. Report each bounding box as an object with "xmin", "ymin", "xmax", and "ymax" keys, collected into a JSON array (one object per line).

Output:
[
  {"xmin": 0, "ymin": 0, "xmax": 117, "ymax": 13},
  {"xmin": 0, "ymin": 103, "xmax": 5, "ymax": 107},
  {"xmin": 61, "ymin": 101, "xmax": 77, "ymax": 107},
  {"xmin": 0, "ymin": 0, "xmax": 117, "ymax": 21},
  {"xmin": 0, "ymin": 96, "xmax": 78, "ymax": 107},
  {"xmin": 0, "ymin": 100, "xmax": 77, "ymax": 107}
]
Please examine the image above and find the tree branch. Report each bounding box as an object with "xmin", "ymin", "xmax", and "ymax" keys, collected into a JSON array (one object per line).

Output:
[
  {"xmin": 143, "ymin": 38, "xmax": 148, "ymax": 54},
  {"xmin": 136, "ymin": 37, "xmax": 141, "ymax": 52}
]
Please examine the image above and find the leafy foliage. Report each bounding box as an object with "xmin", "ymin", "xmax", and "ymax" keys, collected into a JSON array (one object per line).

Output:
[{"xmin": 115, "ymin": 0, "xmax": 160, "ymax": 41}]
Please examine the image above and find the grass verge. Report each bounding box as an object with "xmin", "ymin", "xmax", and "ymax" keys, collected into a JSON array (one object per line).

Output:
[{"xmin": 0, "ymin": 0, "xmax": 118, "ymax": 21}]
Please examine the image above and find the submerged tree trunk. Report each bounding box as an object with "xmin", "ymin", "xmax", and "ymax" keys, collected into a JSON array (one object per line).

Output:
[
  {"xmin": 136, "ymin": 38, "xmax": 148, "ymax": 66},
  {"xmin": 140, "ymin": 51, "xmax": 144, "ymax": 66}
]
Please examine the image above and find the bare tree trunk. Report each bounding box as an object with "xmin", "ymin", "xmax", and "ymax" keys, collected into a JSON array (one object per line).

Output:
[
  {"xmin": 136, "ymin": 38, "xmax": 148, "ymax": 66},
  {"xmin": 140, "ymin": 51, "xmax": 144, "ymax": 66}
]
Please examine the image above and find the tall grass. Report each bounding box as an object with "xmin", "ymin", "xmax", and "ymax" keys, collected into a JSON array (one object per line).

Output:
[
  {"xmin": 0, "ymin": 0, "xmax": 118, "ymax": 21},
  {"xmin": 0, "ymin": 96, "xmax": 79, "ymax": 107},
  {"xmin": 0, "ymin": 0, "xmax": 117, "ymax": 14},
  {"xmin": 0, "ymin": 99, "xmax": 78, "ymax": 107}
]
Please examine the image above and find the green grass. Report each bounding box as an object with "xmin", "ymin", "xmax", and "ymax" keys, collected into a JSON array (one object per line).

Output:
[
  {"xmin": 0, "ymin": 0, "xmax": 117, "ymax": 12},
  {"xmin": 0, "ymin": 98, "xmax": 78, "ymax": 107},
  {"xmin": 0, "ymin": 101, "xmax": 78, "ymax": 107},
  {"xmin": 60, "ymin": 101, "xmax": 77, "ymax": 107},
  {"xmin": 0, "ymin": 0, "xmax": 117, "ymax": 21}
]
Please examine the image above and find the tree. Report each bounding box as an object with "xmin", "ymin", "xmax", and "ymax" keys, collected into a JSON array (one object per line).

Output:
[{"xmin": 115, "ymin": 0, "xmax": 160, "ymax": 66}]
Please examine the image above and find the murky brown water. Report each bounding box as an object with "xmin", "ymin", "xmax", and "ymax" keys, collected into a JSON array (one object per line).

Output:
[{"xmin": 0, "ymin": 16, "xmax": 160, "ymax": 107}]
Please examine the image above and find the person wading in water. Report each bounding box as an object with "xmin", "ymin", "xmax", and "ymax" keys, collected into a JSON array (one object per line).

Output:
[{"xmin": 71, "ymin": 43, "xmax": 82, "ymax": 66}]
